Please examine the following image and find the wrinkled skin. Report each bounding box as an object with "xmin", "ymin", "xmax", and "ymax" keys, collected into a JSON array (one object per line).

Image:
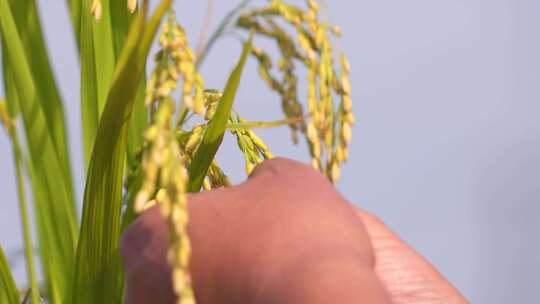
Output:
[{"xmin": 122, "ymin": 158, "xmax": 467, "ymax": 304}]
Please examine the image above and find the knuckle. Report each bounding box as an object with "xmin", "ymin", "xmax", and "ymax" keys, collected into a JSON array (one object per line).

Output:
[
  {"xmin": 250, "ymin": 157, "xmax": 330, "ymax": 190},
  {"xmin": 252, "ymin": 157, "xmax": 313, "ymax": 177}
]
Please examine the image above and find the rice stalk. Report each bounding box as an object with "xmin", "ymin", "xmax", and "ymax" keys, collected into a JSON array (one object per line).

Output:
[
  {"xmin": 0, "ymin": 245, "xmax": 19, "ymax": 303},
  {"xmin": 0, "ymin": 101, "xmax": 40, "ymax": 304}
]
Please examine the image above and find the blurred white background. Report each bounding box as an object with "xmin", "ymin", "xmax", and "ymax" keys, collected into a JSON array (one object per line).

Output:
[{"xmin": 1, "ymin": 1, "xmax": 539, "ymax": 302}]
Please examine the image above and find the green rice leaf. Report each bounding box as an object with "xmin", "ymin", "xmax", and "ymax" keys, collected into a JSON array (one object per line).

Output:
[
  {"xmin": 81, "ymin": 0, "xmax": 147, "ymax": 168},
  {"xmin": 92, "ymin": 0, "xmax": 116, "ymax": 113},
  {"xmin": 66, "ymin": 0, "xmax": 81, "ymax": 45},
  {"xmin": 126, "ymin": 81, "xmax": 148, "ymax": 168},
  {"xmin": 27, "ymin": 162, "xmax": 67, "ymax": 302},
  {"xmin": 188, "ymin": 34, "xmax": 253, "ymax": 192},
  {"xmin": 79, "ymin": 0, "xmax": 123, "ymax": 167},
  {"xmin": 11, "ymin": 134, "xmax": 40, "ymax": 304},
  {"xmin": 7, "ymin": 0, "xmax": 75, "ymax": 205},
  {"xmin": 0, "ymin": 246, "xmax": 19, "ymax": 304},
  {"xmin": 110, "ymin": 0, "xmax": 134, "ymax": 58},
  {"xmin": 110, "ymin": 0, "xmax": 148, "ymax": 170},
  {"xmin": 0, "ymin": 1, "xmax": 77, "ymax": 302},
  {"xmin": 80, "ymin": 0, "xmax": 101, "ymax": 166},
  {"xmin": 2, "ymin": 56, "xmax": 71, "ymax": 302},
  {"xmin": 71, "ymin": 1, "xmax": 171, "ymax": 303},
  {"xmin": 80, "ymin": 0, "xmax": 124, "ymax": 168},
  {"xmin": 1, "ymin": 48, "xmax": 18, "ymax": 117}
]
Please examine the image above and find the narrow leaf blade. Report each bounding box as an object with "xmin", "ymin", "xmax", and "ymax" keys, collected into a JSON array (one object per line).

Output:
[
  {"xmin": 0, "ymin": 1, "xmax": 77, "ymax": 301},
  {"xmin": 80, "ymin": 0, "xmax": 101, "ymax": 166},
  {"xmin": 0, "ymin": 246, "xmax": 19, "ymax": 304},
  {"xmin": 66, "ymin": 0, "xmax": 82, "ymax": 45},
  {"xmin": 188, "ymin": 35, "xmax": 253, "ymax": 192},
  {"xmin": 8, "ymin": 0, "xmax": 75, "ymax": 201},
  {"xmin": 71, "ymin": 2, "xmax": 171, "ymax": 303}
]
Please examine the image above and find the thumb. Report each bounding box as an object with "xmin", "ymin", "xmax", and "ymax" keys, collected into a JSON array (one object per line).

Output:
[{"xmin": 356, "ymin": 210, "xmax": 468, "ymax": 303}]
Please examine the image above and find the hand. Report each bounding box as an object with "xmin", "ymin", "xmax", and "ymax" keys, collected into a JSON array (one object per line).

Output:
[{"xmin": 121, "ymin": 158, "xmax": 467, "ymax": 303}]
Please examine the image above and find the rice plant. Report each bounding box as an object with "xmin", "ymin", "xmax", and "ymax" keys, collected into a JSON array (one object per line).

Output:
[{"xmin": 0, "ymin": 0, "xmax": 353, "ymax": 303}]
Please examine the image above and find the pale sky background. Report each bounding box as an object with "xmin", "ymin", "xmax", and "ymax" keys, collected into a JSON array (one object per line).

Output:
[{"xmin": 1, "ymin": 1, "xmax": 539, "ymax": 303}]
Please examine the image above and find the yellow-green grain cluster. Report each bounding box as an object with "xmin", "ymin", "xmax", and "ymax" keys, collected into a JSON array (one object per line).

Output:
[
  {"xmin": 135, "ymin": 12, "xmax": 196, "ymax": 304},
  {"xmin": 179, "ymin": 123, "xmax": 230, "ymax": 191},
  {"xmin": 135, "ymin": 98, "xmax": 195, "ymax": 304},
  {"xmin": 333, "ymin": 53, "xmax": 353, "ymax": 180},
  {"xmin": 201, "ymin": 89, "xmax": 274, "ymax": 175},
  {"xmin": 145, "ymin": 12, "xmax": 204, "ymax": 116},
  {"xmin": 176, "ymin": 90, "xmax": 233, "ymax": 190},
  {"xmin": 202, "ymin": 89, "xmax": 222, "ymax": 121},
  {"xmin": 230, "ymin": 115, "xmax": 274, "ymax": 174},
  {"xmin": 204, "ymin": 161, "xmax": 232, "ymax": 189},
  {"xmin": 237, "ymin": 0, "xmax": 354, "ymax": 181}
]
